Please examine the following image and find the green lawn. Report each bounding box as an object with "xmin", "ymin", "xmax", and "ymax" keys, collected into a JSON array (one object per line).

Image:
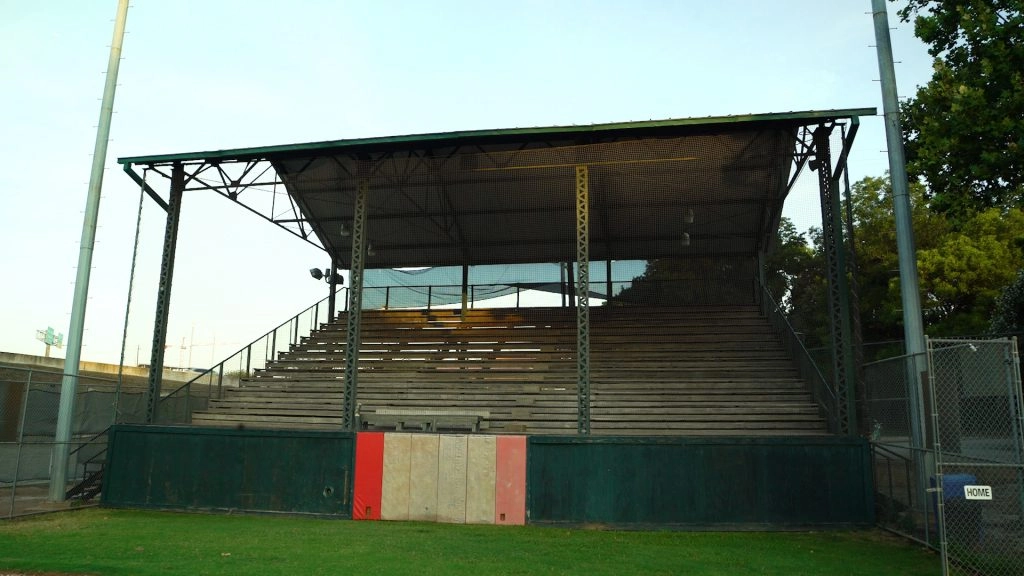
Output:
[{"xmin": 0, "ymin": 508, "xmax": 939, "ymax": 576}]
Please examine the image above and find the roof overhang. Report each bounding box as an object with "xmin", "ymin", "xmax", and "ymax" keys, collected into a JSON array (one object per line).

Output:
[{"xmin": 119, "ymin": 108, "xmax": 872, "ymax": 269}]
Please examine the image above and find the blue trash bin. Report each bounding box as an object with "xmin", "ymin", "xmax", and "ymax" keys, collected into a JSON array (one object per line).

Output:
[{"xmin": 931, "ymin": 473, "xmax": 982, "ymax": 544}]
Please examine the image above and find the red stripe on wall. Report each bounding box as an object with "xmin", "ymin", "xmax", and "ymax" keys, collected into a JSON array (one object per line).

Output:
[
  {"xmin": 353, "ymin": 432, "xmax": 385, "ymax": 520},
  {"xmin": 495, "ymin": 435, "xmax": 527, "ymax": 525}
]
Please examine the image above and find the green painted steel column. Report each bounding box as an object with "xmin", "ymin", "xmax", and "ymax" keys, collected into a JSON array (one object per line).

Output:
[
  {"xmin": 461, "ymin": 264, "xmax": 470, "ymax": 317},
  {"xmin": 145, "ymin": 164, "xmax": 185, "ymax": 424},
  {"xmin": 49, "ymin": 0, "xmax": 130, "ymax": 502},
  {"xmin": 328, "ymin": 256, "xmax": 340, "ymax": 322},
  {"xmin": 575, "ymin": 166, "xmax": 591, "ymax": 435},
  {"xmin": 814, "ymin": 126, "xmax": 856, "ymax": 435},
  {"xmin": 342, "ymin": 179, "xmax": 369, "ymax": 430},
  {"xmin": 840, "ymin": 128, "xmax": 868, "ymax": 435},
  {"xmin": 605, "ymin": 259, "xmax": 613, "ymax": 301}
]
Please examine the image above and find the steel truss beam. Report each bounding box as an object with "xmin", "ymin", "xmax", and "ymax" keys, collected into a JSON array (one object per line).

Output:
[
  {"xmin": 125, "ymin": 159, "xmax": 323, "ymax": 251},
  {"xmin": 812, "ymin": 125, "xmax": 856, "ymax": 435},
  {"xmin": 145, "ymin": 164, "xmax": 184, "ymax": 423},
  {"xmin": 342, "ymin": 179, "xmax": 369, "ymax": 430},
  {"xmin": 575, "ymin": 165, "xmax": 591, "ymax": 435}
]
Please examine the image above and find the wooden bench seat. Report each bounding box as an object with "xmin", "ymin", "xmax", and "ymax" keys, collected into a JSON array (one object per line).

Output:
[{"xmin": 189, "ymin": 305, "xmax": 829, "ymax": 436}]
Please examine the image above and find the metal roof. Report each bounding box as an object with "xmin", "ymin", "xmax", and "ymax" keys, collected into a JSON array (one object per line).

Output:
[{"xmin": 119, "ymin": 108, "xmax": 872, "ymax": 269}]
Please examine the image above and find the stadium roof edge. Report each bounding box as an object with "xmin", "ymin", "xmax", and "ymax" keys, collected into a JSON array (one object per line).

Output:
[{"xmin": 118, "ymin": 107, "xmax": 876, "ymax": 166}]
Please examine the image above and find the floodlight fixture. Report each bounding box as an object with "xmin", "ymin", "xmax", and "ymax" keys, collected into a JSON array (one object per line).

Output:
[
  {"xmin": 309, "ymin": 268, "xmax": 324, "ymax": 280},
  {"xmin": 367, "ymin": 242, "xmax": 376, "ymax": 257},
  {"xmin": 680, "ymin": 232, "xmax": 691, "ymax": 247},
  {"xmin": 339, "ymin": 223, "xmax": 350, "ymax": 237},
  {"xmin": 683, "ymin": 208, "xmax": 695, "ymax": 225}
]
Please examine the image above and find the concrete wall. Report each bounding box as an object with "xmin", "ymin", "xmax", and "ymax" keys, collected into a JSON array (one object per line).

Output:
[{"xmin": 0, "ymin": 351, "xmax": 196, "ymax": 385}]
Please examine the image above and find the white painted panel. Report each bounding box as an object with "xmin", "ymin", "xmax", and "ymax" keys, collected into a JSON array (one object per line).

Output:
[
  {"xmin": 408, "ymin": 434, "xmax": 439, "ymax": 521},
  {"xmin": 381, "ymin": 433, "xmax": 412, "ymax": 521},
  {"xmin": 465, "ymin": 435, "xmax": 496, "ymax": 524},
  {"xmin": 437, "ymin": 435, "xmax": 469, "ymax": 523}
]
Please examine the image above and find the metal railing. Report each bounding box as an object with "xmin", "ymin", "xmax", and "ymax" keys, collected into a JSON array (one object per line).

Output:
[
  {"xmin": 363, "ymin": 277, "xmax": 760, "ymax": 310},
  {"xmin": 758, "ymin": 282, "xmax": 839, "ymax": 433},
  {"xmin": 154, "ymin": 287, "xmax": 348, "ymax": 424}
]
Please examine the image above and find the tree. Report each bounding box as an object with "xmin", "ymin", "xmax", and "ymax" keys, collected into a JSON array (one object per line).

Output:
[
  {"xmin": 990, "ymin": 269, "xmax": 1024, "ymax": 333},
  {"xmin": 897, "ymin": 0, "xmax": 1024, "ymax": 218},
  {"xmin": 917, "ymin": 207, "xmax": 1024, "ymax": 333},
  {"xmin": 763, "ymin": 218, "xmax": 817, "ymax": 305},
  {"xmin": 838, "ymin": 175, "xmax": 1023, "ymax": 338}
]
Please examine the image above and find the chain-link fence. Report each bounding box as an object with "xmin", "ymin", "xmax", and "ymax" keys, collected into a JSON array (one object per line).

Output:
[
  {"xmin": 928, "ymin": 337, "xmax": 1023, "ymax": 576},
  {"xmin": 0, "ymin": 364, "xmax": 181, "ymax": 518},
  {"xmin": 862, "ymin": 351, "xmax": 938, "ymax": 546}
]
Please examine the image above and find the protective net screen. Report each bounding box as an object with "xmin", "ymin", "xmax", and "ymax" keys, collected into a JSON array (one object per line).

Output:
[{"xmin": 276, "ymin": 129, "xmax": 791, "ymax": 280}]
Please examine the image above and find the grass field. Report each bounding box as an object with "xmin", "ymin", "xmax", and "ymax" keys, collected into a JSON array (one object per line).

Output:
[{"xmin": 0, "ymin": 508, "xmax": 939, "ymax": 576}]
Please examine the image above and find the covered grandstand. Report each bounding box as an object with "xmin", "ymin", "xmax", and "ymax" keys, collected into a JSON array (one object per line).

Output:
[{"xmin": 95, "ymin": 109, "xmax": 875, "ymax": 524}]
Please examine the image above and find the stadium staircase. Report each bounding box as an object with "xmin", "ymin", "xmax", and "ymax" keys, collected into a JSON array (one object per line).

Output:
[{"xmin": 190, "ymin": 305, "xmax": 827, "ymax": 436}]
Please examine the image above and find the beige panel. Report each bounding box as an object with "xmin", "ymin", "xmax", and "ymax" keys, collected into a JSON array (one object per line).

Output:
[
  {"xmin": 408, "ymin": 434, "xmax": 439, "ymax": 522},
  {"xmin": 436, "ymin": 435, "xmax": 469, "ymax": 523},
  {"xmin": 381, "ymin": 433, "xmax": 412, "ymax": 521},
  {"xmin": 465, "ymin": 435, "xmax": 497, "ymax": 524}
]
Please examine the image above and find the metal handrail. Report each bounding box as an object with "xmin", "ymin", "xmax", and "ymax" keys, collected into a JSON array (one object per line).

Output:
[
  {"xmin": 67, "ymin": 426, "xmax": 110, "ymax": 458},
  {"xmin": 758, "ymin": 280, "xmax": 839, "ymax": 433},
  {"xmin": 156, "ymin": 286, "xmax": 347, "ymax": 410}
]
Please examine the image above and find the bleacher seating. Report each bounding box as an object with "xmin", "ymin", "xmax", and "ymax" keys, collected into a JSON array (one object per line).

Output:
[{"xmin": 190, "ymin": 305, "xmax": 827, "ymax": 436}]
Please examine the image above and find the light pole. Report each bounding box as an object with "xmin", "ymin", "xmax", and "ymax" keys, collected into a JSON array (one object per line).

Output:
[{"xmin": 49, "ymin": 0, "xmax": 130, "ymax": 502}]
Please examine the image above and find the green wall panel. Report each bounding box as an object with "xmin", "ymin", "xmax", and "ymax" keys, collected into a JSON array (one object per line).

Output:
[
  {"xmin": 103, "ymin": 425, "xmax": 354, "ymax": 516},
  {"xmin": 527, "ymin": 437, "xmax": 873, "ymax": 527}
]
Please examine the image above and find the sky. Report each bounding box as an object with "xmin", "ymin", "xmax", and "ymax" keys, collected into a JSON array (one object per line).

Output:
[{"xmin": 0, "ymin": 1, "xmax": 936, "ymax": 367}]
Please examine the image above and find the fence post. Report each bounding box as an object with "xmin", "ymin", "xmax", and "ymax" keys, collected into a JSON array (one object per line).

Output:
[
  {"xmin": 245, "ymin": 345, "xmax": 252, "ymax": 377},
  {"xmin": 9, "ymin": 369, "xmax": 33, "ymax": 517},
  {"xmin": 427, "ymin": 286, "xmax": 432, "ymax": 311}
]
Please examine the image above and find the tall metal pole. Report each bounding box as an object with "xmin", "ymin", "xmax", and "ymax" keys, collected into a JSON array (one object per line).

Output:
[
  {"xmin": 872, "ymin": 0, "xmax": 928, "ymax": 459},
  {"xmin": 49, "ymin": 0, "xmax": 130, "ymax": 502}
]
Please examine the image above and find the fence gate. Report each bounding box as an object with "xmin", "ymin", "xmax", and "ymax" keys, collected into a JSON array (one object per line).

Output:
[{"xmin": 928, "ymin": 337, "xmax": 1024, "ymax": 576}]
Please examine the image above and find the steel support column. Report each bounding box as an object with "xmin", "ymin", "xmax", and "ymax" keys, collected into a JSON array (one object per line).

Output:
[
  {"xmin": 840, "ymin": 125, "xmax": 867, "ymax": 435},
  {"xmin": 575, "ymin": 166, "xmax": 591, "ymax": 435},
  {"xmin": 144, "ymin": 163, "xmax": 185, "ymax": 424},
  {"xmin": 342, "ymin": 179, "xmax": 369, "ymax": 430},
  {"xmin": 813, "ymin": 126, "xmax": 856, "ymax": 434},
  {"xmin": 605, "ymin": 259, "xmax": 613, "ymax": 301},
  {"xmin": 461, "ymin": 264, "xmax": 469, "ymax": 317},
  {"xmin": 327, "ymin": 256, "xmax": 339, "ymax": 322}
]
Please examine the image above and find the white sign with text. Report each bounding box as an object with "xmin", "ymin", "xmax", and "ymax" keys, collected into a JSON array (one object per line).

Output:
[{"xmin": 964, "ymin": 485, "xmax": 993, "ymax": 500}]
